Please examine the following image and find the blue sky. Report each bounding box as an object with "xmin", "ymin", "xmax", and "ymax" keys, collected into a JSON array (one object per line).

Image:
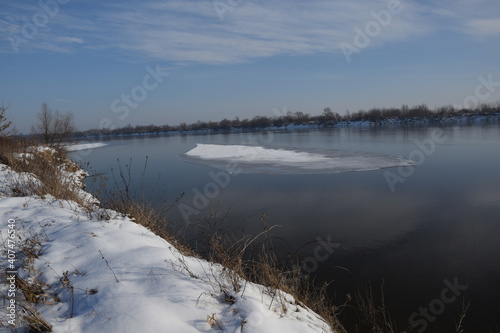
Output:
[{"xmin": 1, "ymin": 0, "xmax": 499, "ymax": 133}]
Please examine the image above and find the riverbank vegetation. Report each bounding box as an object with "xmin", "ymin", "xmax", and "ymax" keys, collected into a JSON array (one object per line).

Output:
[{"xmin": 75, "ymin": 100, "xmax": 500, "ymax": 138}]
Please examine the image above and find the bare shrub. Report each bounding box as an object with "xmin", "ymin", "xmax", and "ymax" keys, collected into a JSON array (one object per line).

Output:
[
  {"xmin": 0, "ymin": 104, "xmax": 12, "ymax": 137},
  {"xmin": 31, "ymin": 103, "xmax": 76, "ymax": 147}
]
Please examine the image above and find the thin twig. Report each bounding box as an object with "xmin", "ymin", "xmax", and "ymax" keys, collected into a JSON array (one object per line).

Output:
[
  {"xmin": 455, "ymin": 300, "xmax": 470, "ymax": 333},
  {"xmin": 99, "ymin": 249, "xmax": 119, "ymax": 282}
]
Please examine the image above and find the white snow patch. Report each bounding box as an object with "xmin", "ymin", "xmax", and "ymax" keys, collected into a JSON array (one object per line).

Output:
[{"xmin": 26, "ymin": 146, "xmax": 57, "ymax": 154}]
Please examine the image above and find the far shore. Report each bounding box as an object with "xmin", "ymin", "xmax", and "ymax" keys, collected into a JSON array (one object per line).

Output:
[{"xmin": 74, "ymin": 111, "xmax": 500, "ymax": 140}]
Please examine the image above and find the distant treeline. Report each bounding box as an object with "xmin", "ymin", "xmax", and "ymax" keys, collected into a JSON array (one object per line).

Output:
[{"xmin": 75, "ymin": 101, "xmax": 500, "ymax": 138}]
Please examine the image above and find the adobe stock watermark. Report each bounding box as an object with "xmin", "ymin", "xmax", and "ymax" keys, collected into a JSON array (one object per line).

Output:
[
  {"xmin": 384, "ymin": 129, "xmax": 447, "ymax": 192},
  {"xmin": 7, "ymin": 0, "xmax": 69, "ymax": 54},
  {"xmin": 5, "ymin": 218, "xmax": 18, "ymax": 327},
  {"xmin": 236, "ymin": 234, "xmax": 337, "ymax": 331},
  {"xmin": 212, "ymin": 0, "xmax": 245, "ymax": 20},
  {"xmin": 99, "ymin": 65, "xmax": 169, "ymax": 131},
  {"xmin": 178, "ymin": 105, "xmax": 290, "ymax": 225},
  {"xmin": 339, "ymin": 0, "xmax": 403, "ymax": 63},
  {"xmin": 299, "ymin": 235, "xmax": 340, "ymax": 275},
  {"xmin": 454, "ymin": 74, "xmax": 500, "ymax": 110},
  {"xmin": 70, "ymin": 64, "xmax": 168, "ymax": 160},
  {"xmin": 178, "ymin": 132, "xmax": 273, "ymax": 225},
  {"xmin": 178, "ymin": 164, "xmax": 240, "ymax": 224},
  {"xmin": 405, "ymin": 277, "xmax": 468, "ymax": 333}
]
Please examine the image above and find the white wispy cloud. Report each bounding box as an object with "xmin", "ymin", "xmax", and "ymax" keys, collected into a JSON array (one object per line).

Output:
[
  {"xmin": 466, "ymin": 18, "xmax": 500, "ymax": 36},
  {"xmin": 87, "ymin": 0, "xmax": 429, "ymax": 64},
  {"xmin": 427, "ymin": 0, "xmax": 500, "ymax": 37},
  {"xmin": 1, "ymin": 0, "xmax": 497, "ymax": 63},
  {"xmin": 54, "ymin": 36, "xmax": 84, "ymax": 44},
  {"xmin": 0, "ymin": 1, "xmax": 85, "ymax": 54}
]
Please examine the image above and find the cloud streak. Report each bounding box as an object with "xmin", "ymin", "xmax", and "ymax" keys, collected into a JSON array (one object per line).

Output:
[
  {"xmin": 466, "ymin": 18, "xmax": 500, "ymax": 36},
  {"xmin": 428, "ymin": 0, "xmax": 500, "ymax": 37},
  {"xmin": 1, "ymin": 0, "xmax": 498, "ymax": 63},
  {"xmin": 82, "ymin": 0, "xmax": 429, "ymax": 64}
]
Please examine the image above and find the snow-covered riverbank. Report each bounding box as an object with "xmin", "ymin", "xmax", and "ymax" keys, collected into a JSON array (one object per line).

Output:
[{"xmin": 0, "ymin": 163, "xmax": 333, "ymax": 333}]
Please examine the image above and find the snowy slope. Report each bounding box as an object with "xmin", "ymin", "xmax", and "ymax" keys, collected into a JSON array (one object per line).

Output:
[{"xmin": 0, "ymin": 163, "xmax": 333, "ymax": 333}]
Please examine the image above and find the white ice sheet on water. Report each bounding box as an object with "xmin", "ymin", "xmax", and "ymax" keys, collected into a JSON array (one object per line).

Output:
[
  {"xmin": 183, "ymin": 144, "xmax": 414, "ymax": 174},
  {"xmin": 66, "ymin": 142, "xmax": 107, "ymax": 151}
]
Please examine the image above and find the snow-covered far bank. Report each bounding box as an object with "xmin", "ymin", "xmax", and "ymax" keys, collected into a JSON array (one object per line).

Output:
[
  {"xmin": 183, "ymin": 144, "xmax": 415, "ymax": 174},
  {"xmin": 65, "ymin": 142, "xmax": 107, "ymax": 151},
  {"xmin": 75, "ymin": 111, "xmax": 500, "ymax": 139},
  {"xmin": 0, "ymin": 163, "xmax": 334, "ymax": 333}
]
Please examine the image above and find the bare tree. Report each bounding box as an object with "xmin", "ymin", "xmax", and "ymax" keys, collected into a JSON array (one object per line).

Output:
[
  {"xmin": 32, "ymin": 103, "xmax": 76, "ymax": 146},
  {"xmin": 323, "ymin": 107, "xmax": 335, "ymax": 121},
  {"xmin": 0, "ymin": 104, "xmax": 12, "ymax": 137}
]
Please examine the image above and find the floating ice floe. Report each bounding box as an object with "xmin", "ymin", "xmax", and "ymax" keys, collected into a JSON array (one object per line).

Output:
[
  {"xmin": 182, "ymin": 144, "xmax": 415, "ymax": 174},
  {"xmin": 66, "ymin": 142, "xmax": 107, "ymax": 151}
]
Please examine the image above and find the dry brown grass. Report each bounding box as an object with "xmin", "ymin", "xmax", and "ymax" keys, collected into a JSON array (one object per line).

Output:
[
  {"xmin": 0, "ymin": 137, "xmax": 21, "ymax": 164},
  {"xmin": 191, "ymin": 215, "xmax": 346, "ymax": 332},
  {"xmin": 0, "ymin": 137, "xmax": 91, "ymax": 207},
  {"xmin": 96, "ymin": 158, "xmax": 194, "ymax": 257},
  {"xmin": 20, "ymin": 305, "xmax": 52, "ymax": 333},
  {"xmin": 343, "ymin": 282, "xmax": 401, "ymax": 333},
  {"xmin": 1, "ymin": 231, "xmax": 55, "ymax": 332}
]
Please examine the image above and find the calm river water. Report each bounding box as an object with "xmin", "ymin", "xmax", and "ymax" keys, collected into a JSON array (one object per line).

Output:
[{"xmin": 74, "ymin": 124, "xmax": 500, "ymax": 332}]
